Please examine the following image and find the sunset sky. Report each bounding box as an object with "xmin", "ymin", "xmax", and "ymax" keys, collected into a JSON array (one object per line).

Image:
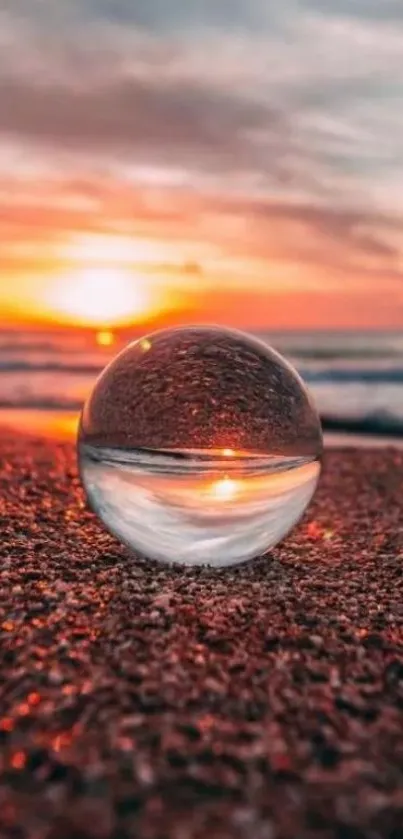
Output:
[{"xmin": 1, "ymin": 0, "xmax": 403, "ymax": 329}]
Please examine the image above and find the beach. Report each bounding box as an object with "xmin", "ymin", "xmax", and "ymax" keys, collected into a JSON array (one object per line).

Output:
[
  {"xmin": 0, "ymin": 429, "xmax": 402, "ymax": 838},
  {"xmin": 2, "ymin": 328, "xmax": 403, "ymax": 438}
]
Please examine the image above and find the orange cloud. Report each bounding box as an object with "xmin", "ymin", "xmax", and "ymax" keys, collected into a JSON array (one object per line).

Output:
[
  {"xmin": 0, "ymin": 170, "xmax": 402, "ymax": 329},
  {"xmin": 0, "ymin": 2, "xmax": 402, "ymax": 330}
]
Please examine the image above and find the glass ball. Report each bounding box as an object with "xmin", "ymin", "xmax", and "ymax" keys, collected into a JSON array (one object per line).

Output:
[{"xmin": 78, "ymin": 326, "xmax": 322, "ymax": 567}]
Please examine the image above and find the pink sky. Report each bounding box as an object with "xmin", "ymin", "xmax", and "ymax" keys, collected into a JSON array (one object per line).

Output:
[{"xmin": 1, "ymin": 1, "xmax": 402, "ymax": 328}]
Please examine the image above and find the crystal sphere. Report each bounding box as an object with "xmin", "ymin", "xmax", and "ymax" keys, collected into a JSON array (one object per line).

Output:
[{"xmin": 78, "ymin": 326, "xmax": 322, "ymax": 567}]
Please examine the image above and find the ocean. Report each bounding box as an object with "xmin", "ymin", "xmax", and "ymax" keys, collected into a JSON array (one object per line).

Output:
[{"xmin": 1, "ymin": 328, "xmax": 403, "ymax": 438}]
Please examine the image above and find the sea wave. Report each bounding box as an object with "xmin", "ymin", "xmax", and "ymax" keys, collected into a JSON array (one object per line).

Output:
[
  {"xmin": 302, "ymin": 368, "xmax": 403, "ymax": 383},
  {"xmin": 0, "ymin": 397, "xmax": 402, "ymax": 437},
  {"xmin": 320, "ymin": 411, "xmax": 403, "ymax": 437},
  {"xmin": 2, "ymin": 358, "xmax": 403, "ymax": 384},
  {"xmin": 1, "ymin": 329, "xmax": 403, "ymax": 438},
  {"xmin": 0, "ymin": 397, "xmax": 84, "ymax": 411},
  {"xmin": 0, "ymin": 360, "xmax": 102, "ymax": 374}
]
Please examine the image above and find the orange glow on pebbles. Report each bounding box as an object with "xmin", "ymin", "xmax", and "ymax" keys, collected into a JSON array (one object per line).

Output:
[
  {"xmin": 11, "ymin": 752, "xmax": 26, "ymax": 770},
  {"xmin": 51, "ymin": 732, "xmax": 73, "ymax": 752}
]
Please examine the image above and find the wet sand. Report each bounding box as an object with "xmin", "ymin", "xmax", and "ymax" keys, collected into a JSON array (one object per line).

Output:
[{"xmin": 0, "ymin": 431, "xmax": 402, "ymax": 838}]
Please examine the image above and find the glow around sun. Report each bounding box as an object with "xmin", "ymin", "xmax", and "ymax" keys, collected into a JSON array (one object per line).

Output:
[{"xmin": 49, "ymin": 268, "xmax": 151, "ymax": 326}]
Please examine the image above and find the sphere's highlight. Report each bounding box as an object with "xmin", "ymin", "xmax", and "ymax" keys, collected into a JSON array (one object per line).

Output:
[{"xmin": 78, "ymin": 326, "xmax": 322, "ymax": 567}]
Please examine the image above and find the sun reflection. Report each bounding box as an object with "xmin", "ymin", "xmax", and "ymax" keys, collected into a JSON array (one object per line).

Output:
[
  {"xmin": 96, "ymin": 330, "xmax": 115, "ymax": 347},
  {"xmin": 209, "ymin": 475, "xmax": 238, "ymax": 501},
  {"xmin": 139, "ymin": 338, "xmax": 152, "ymax": 352},
  {"xmin": 1, "ymin": 411, "xmax": 79, "ymax": 440}
]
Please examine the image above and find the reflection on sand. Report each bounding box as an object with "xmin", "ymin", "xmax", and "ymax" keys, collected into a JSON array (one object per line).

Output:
[
  {"xmin": 79, "ymin": 445, "xmax": 320, "ymax": 567},
  {"xmin": 0, "ymin": 410, "xmax": 79, "ymax": 440}
]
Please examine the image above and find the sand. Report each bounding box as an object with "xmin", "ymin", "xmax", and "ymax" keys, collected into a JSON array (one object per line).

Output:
[{"xmin": 0, "ymin": 431, "xmax": 402, "ymax": 839}]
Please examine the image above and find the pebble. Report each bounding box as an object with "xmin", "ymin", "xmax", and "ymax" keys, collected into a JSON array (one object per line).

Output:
[{"xmin": 0, "ymin": 434, "xmax": 402, "ymax": 838}]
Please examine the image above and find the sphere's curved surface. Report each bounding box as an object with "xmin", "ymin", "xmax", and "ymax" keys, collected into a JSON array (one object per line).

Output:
[{"xmin": 78, "ymin": 326, "xmax": 322, "ymax": 567}]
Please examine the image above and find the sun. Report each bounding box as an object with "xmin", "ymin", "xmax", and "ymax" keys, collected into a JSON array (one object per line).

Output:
[{"xmin": 50, "ymin": 267, "xmax": 150, "ymax": 327}]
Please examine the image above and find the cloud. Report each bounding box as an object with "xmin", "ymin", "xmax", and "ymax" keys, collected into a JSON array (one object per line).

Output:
[
  {"xmin": 1, "ymin": 174, "xmax": 401, "ymax": 295},
  {"xmin": 0, "ymin": 73, "xmax": 283, "ymax": 171},
  {"xmin": 3, "ymin": 0, "xmax": 274, "ymax": 35},
  {"xmin": 305, "ymin": 1, "xmax": 403, "ymax": 24},
  {"xmin": 0, "ymin": 0, "xmax": 402, "ymax": 327},
  {"xmin": 1, "ymin": 6, "xmax": 402, "ymax": 216}
]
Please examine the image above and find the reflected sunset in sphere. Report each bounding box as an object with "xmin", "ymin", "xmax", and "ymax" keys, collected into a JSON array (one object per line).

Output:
[{"xmin": 78, "ymin": 326, "xmax": 323, "ymax": 567}]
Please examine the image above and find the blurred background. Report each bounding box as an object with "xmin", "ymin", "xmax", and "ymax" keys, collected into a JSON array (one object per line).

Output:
[{"xmin": 1, "ymin": 1, "xmax": 402, "ymax": 442}]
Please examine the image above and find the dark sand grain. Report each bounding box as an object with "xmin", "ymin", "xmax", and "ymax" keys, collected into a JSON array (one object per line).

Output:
[{"xmin": 0, "ymin": 432, "xmax": 402, "ymax": 839}]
